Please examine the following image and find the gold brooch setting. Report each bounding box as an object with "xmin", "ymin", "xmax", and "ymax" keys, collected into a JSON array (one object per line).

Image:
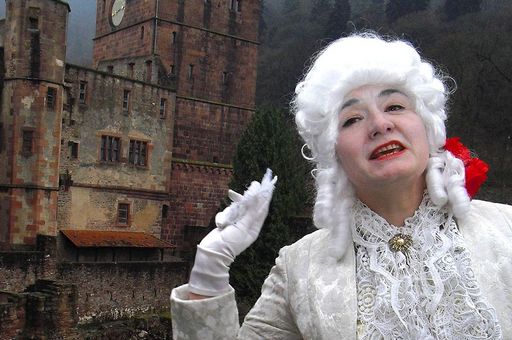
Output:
[{"xmin": 388, "ymin": 233, "xmax": 413, "ymax": 252}]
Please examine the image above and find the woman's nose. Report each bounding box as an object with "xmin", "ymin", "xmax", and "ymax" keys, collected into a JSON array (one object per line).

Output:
[{"xmin": 369, "ymin": 110, "xmax": 394, "ymax": 139}]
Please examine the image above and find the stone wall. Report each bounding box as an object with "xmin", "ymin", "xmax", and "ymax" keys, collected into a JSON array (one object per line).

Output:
[
  {"xmin": 0, "ymin": 79, "xmax": 63, "ymax": 244},
  {"xmin": 94, "ymin": 1, "xmax": 261, "ymax": 100},
  {"xmin": 57, "ymin": 64, "xmax": 175, "ymax": 235},
  {"xmin": 0, "ymin": 291, "xmax": 26, "ymax": 339},
  {"xmin": 0, "ymin": 0, "xmax": 69, "ymax": 245},
  {"xmin": 23, "ymin": 280, "xmax": 79, "ymax": 339},
  {"xmin": 156, "ymin": 22, "xmax": 259, "ymax": 107},
  {"xmin": 0, "ymin": 235, "xmax": 188, "ymax": 326},
  {"xmin": 0, "ymin": 235, "xmax": 56, "ymax": 292},
  {"xmin": 3, "ymin": 0, "xmax": 68, "ymax": 81},
  {"xmin": 0, "ymin": 250, "xmax": 43, "ymax": 293},
  {"xmin": 0, "ymin": 280, "xmax": 78, "ymax": 339},
  {"xmin": 58, "ymin": 261, "xmax": 188, "ymax": 324},
  {"xmin": 61, "ymin": 65, "xmax": 175, "ymax": 193},
  {"xmin": 0, "ymin": 282, "xmax": 177, "ymax": 339},
  {"xmin": 167, "ymin": 162, "xmax": 232, "ymax": 254},
  {"xmin": 172, "ymin": 99, "xmax": 251, "ymax": 164},
  {"xmin": 94, "ymin": 0, "xmax": 156, "ymax": 56}
]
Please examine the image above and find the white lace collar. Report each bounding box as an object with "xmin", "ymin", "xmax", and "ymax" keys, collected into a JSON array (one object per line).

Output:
[
  {"xmin": 351, "ymin": 193, "xmax": 502, "ymax": 339},
  {"xmin": 352, "ymin": 191, "xmax": 447, "ymax": 250}
]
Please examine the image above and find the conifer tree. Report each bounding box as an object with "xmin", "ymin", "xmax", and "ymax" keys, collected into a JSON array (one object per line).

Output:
[
  {"xmin": 282, "ymin": 0, "xmax": 301, "ymax": 14},
  {"xmin": 324, "ymin": 0, "xmax": 351, "ymax": 40},
  {"xmin": 385, "ymin": 0, "xmax": 429, "ymax": 23},
  {"xmin": 444, "ymin": 0, "xmax": 482, "ymax": 21},
  {"xmin": 227, "ymin": 107, "xmax": 312, "ymax": 309},
  {"xmin": 310, "ymin": 0, "xmax": 332, "ymax": 23}
]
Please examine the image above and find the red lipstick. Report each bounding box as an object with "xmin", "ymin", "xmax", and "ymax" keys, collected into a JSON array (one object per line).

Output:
[{"xmin": 370, "ymin": 141, "xmax": 406, "ymax": 160}]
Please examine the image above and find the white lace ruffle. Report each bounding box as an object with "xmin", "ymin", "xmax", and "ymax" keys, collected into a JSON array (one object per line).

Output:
[{"xmin": 352, "ymin": 193, "xmax": 502, "ymax": 339}]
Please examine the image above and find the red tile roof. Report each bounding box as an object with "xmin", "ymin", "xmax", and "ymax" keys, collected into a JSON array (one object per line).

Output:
[{"xmin": 60, "ymin": 230, "xmax": 174, "ymax": 248}]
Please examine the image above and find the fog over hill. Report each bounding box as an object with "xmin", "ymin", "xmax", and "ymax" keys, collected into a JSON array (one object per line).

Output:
[{"xmin": 0, "ymin": 1, "xmax": 96, "ymax": 66}]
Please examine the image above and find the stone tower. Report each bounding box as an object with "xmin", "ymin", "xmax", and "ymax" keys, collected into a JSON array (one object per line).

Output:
[
  {"xmin": 0, "ymin": 0, "xmax": 70, "ymax": 246},
  {"xmin": 92, "ymin": 0, "xmax": 262, "ymax": 255}
]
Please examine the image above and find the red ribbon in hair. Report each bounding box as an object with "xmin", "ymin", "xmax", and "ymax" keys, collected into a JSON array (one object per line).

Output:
[{"xmin": 444, "ymin": 137, "xmax": 489, "ymax": 198}]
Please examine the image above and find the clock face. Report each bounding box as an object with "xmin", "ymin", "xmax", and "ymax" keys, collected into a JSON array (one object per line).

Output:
[{"xmin": 111, "ymin": 0, "xmax": 126, "ymax": 27}]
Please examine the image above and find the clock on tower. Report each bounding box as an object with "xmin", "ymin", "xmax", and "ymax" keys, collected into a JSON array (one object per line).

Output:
[{"xmin": 111, "ymin": 0, "xmax": 126, "ymax": 27}]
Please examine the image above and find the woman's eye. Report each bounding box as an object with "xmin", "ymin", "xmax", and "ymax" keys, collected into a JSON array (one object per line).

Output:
[
  {"xmin": 342, "ymin": 116, "xmax": 362, "ymax": 128},
  {"xmin": 386, "ymin": 104, "xmax": 404, "ymax": 112}
]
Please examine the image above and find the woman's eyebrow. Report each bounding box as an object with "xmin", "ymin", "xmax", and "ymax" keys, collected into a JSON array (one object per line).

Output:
[
  {"xmin": 340, "ymin": 98, "xmax": 359, "ymax": 111},
  {"xmin": 379, "ymin": 89, "xmax": 408, "ymax": 98},
  {"xmin": 341, "ymin": 89, "xmax": 408, "ymax": 111}
]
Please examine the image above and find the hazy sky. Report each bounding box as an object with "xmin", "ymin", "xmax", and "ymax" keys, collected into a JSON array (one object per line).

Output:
[{"xmin": 0, "ymin": 0, "xmax": 97, "ymax": 66}]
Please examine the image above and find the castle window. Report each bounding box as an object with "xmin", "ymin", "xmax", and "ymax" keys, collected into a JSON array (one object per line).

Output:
[
  {"xmin": 29, "ymin": 17, "xmax": 39, "ymax": 30},
  {"xmin": 117, "ymin": 203, "xmax": 130, "ymax": 225},
  {"xmin": 68, "ymin": 141, "xmax": 79, "ymax": 159},
  {"xmin": 230, "ymin": 0, "xmax": 241, "ymax": 12},
  {"xmin": 145, "ymin": 60, "xmax": 152, "ymax": 82},
  {"xmin": 0, "ymin": 123, "xmax": 3, "ymax": 152},
  {"xmin": 22, "ymin": 130, "xmax": 34, "ymax": 156},
  {"xmin": 46, "ymin": 87, "xmax": 56, "ymax": 110},
  {"xmin": 79, "ymin": 82, "xmax": 87, "ymax": 104},
  {"xmin": 128, "ymin": 63, "xmax": 135, "ymax": 78},
  {"xmin": 128, "ymin": 140, "xmax": 148, "ymax": 167},
  {"xmin": 59, "ymin": 171, "xmax": 73, "ymax": 191},
  {"xmin": 63, "ymin": 87, "xmax": 71, "ymax": 112},
  {"xmin": 122, "ymin": 90, "xmax": 131, "ymax": 113},
  {"xmin": 162, "ymin": 204, "xmax": 169, "ymax": 219},
  {"xmin": 140, "ymin": 26, "xmax": 145, "ymax": 40},
  {"xmin": 69, "ymin": 113, "xmax": 75, "ymax": 126},
  {"xmin": 170, "ymin": 64, "xmax": 175, "ymax": 75},
  {"xmin": 188, "ymin": 64, "xmax": 194, "ymax": 80},
  {"xmin": 107, "ymin": 65, "xmax": 114, "ymax": 73},
  {"xmin": 159, "ymin": 98, "xmax": 167, "ymax": 119},
  {"xmin": 100, "ymin": 135, "xmax": 120, "ymax": 162},
  {"xmin": 172, "ymin": 31, "xmax": 177, "ymax": 44},
  {"xmin": 222, "ymin": 71, "xmax": 229, "ymax": 84}
]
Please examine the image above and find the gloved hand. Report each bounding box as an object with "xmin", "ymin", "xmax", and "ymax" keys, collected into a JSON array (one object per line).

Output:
[{"xmin": 188, "ymin": 169, "xmax": 278, "ymax": 297}]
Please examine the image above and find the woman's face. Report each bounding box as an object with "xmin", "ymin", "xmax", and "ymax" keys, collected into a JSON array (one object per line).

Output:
[{"xmin": 335, "ymin": 84, "xmax": 429, "ymax": 194}]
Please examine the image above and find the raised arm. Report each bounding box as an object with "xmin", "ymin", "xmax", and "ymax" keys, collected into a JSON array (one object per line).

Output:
[
  {"xmin": 188, "ymin": 168, "xmax": 277, "ymax": 297},
  {"xmin": 170, "ymin": 170, "xmax": 280, "ymax": 339}
]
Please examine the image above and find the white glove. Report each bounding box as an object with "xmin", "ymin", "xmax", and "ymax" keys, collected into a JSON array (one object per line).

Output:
[{"xmin": 188, "ymin": 169, "xmax": 278, "ymax": 296}]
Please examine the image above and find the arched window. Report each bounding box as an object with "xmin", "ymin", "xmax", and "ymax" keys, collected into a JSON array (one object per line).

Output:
[{"xmin": 230, "ymin": 0, "xmax": 241, "ymax": 12}]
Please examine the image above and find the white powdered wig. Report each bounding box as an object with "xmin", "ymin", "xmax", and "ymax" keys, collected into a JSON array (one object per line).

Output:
[{"xmin": 292, "ymin": 33, "xmax": 470, "ymax": 259}]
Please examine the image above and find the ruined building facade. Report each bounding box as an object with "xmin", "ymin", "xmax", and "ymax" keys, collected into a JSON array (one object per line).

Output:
[
  {"xmin": 0, "ymin": 0, "xmax": 260, "ymax": 255},
  {"xmin": 0, "ymin": 0, "xmax": 260, "ymax": 332}
]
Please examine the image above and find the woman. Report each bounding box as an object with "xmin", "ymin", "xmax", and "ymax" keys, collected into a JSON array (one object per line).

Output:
[{"xmin": 170, "ymin": 33, "xmax": 512, "ymax": 339}]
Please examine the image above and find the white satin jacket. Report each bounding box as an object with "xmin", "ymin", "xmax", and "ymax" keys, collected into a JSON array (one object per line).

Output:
[{"xmin": 170, "ymin": 200, "xmax": 512, "ymax": 339}]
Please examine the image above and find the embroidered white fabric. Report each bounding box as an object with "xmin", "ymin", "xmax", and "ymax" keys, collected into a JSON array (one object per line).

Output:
[{"xmin": 352, "ymin": 193, "xmax": 502, "ymax": 339}]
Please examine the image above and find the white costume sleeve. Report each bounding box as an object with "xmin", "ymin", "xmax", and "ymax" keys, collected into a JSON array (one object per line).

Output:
[
  {"xmin": 170, "ymin": 247, "xmax": 301, "ymax": 340},
  {"xmin": 170, "ymin": 285, "xmax": 239, "ymax": 340},
  {"xmin": 461, "ymin": 200, "xmax": 512, "ymax": 336}
]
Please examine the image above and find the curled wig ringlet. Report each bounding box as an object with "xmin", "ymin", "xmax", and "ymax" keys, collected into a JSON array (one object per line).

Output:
[{"xmin": 292, "ymin": 33, "xmax": 470, "ymax": 259}]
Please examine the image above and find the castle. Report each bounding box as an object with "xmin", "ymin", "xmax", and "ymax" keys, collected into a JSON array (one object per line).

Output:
[
  {"xmin": 0, "ymin": 0, "xmax": 261, "ymax": 336},
  {"xmin": 0, "ymin": 0, "xmax": 260, "ymax": 254}
]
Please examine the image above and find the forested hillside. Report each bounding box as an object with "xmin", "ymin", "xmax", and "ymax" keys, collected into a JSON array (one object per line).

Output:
[{"xmin": 256, "ymin": 0, "xmax": 512, "ymax": 203}]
